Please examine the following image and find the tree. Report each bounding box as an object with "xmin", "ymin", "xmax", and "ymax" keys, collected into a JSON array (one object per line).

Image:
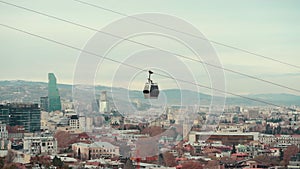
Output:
[
  {"xmin": 54, "ymin": 131, "xmax": 79, "ymax": 148},
  {"xmin": 181, "ymin": 161, "xmax": 203, "ymax": 169},
  {"xmin": 279, "ymin": 148, "xmax": 284, "ymax": 161},
  {"xmin": 78, "ymin": 148, "xmax": 81, "ymax": 160},
  {"xmin": 265, "ymin": 124, "xmax": 272, "ymax": 134},
  {"xmin": 141, "ymin": 126, "xmax": 165, "ymax": 137},
  {"xmin": 233, "ymin": 116, "xmax": 239, "ymax": 123},
  {"xmin": 163, "ymin": 152, "xmax": 176, "ymax": 167},
  {"xmin": 3, "ymin": 164, "xmax": 18, "ymax": 169},
  {"xmin": 231, "ymin": 144, "xmax": 237, "ymax": 154},
  {"xmin": 52, "ymin": 156, "xmax": 63, "ymax": 168},
  {"xmin": 0, "ymin": 158, "xmax": 4, "ymax": 168},
  {"xmin": 253, "ymin": 155, "xmax": 280, "ymax": 166},
  {"xmin": 124, "ymin": 158, "xmax": 134, "ymax": 169},
  {"xmin": 283, "ymin": 145, "xmax": 299, "ymax": 166},
  {"xmin": 5, "ymin": 150, "xmax": 15, "ymax": 164},
  {"xmin": 276, "ymin": 125, "xmax": 282, "ymax": 134},
  {"xmin": 158, "ymin": 153, "xmax": 165, "ymax": 166},
  {"xmin": 61, "ymin": 164, "xmax": 70, "ymax": 169},
  {"xmin": 206, "ymin": 160, "xmax": 220, "ymax": 168}
]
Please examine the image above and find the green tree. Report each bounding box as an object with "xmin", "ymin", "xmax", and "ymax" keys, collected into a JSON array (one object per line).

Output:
[
  {"xmin": 0, "ymin": 158, "xmax": 4, "ymax": 168},
  {"xmin": 52, "ymin": 156, "xmax": 63, "ymax": 168},
  {"xmin": 231, "ymin": 144, "xmax": 237, "ymax": 154},
  {"xmin": 279, "ymin": 148, "xmax": 284, "ymax": 161},
  {"xmin": 78, "ymin": 148, "xmax": 81, "ymax": 159},
  {"xmin": 276, "ymin": 125, "xmax": 282, "ymax": 134},
  {"xmin": 265, "ymin": 124, "xmax": 272, "ymax": 134},
  {"xmin": 233, "ymin": 116, "xmax": 239, "ymax": 123}
]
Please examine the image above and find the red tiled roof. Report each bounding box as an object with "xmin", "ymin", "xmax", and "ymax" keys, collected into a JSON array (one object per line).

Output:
[
  {"xmin": 86, "ymin": 162, "xmax": 101, "ymax": 166},
  {"xmin": 78, "ymin": 132, "xmax": 90, "ymax": 138}
]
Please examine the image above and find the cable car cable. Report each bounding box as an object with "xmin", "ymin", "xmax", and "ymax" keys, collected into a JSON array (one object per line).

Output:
[
  {"xmin": 72, "ymin": 0, "xmax": 300, "ymax": 70},
  {"xmin": 0, "ymin": 23, "xmax": 296, "ymax": 111},
  {"xmin": 0, "ymin": 1, "xmax": 300, "ymax": 94}
]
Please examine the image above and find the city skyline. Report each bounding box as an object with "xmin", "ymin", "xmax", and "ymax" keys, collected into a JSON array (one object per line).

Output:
[
  {"xmin": 1, "ymin": 1, "xmax": 300, "ymax": 168},
  {"xmin": 0, "ymin": 0, "xmax": 300, "ymax": 95}
]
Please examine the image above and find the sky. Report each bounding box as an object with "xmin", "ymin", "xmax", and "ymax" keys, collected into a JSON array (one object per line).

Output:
[{"xmin": 0, "ymin": 0, "xmax": 300, "ymax": 95}]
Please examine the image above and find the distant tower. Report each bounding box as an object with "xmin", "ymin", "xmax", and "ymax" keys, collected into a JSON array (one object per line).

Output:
[
  {"xmin": 99, "ymin": 91, "xmax": 109, "ymax": 113},
  {"xmin": 48, "ymin": 73, "xmax": 61, "ymax": 112},
  {"xmin": 40, "ymin": 96, "xmax": 48, "ymax": 111}
]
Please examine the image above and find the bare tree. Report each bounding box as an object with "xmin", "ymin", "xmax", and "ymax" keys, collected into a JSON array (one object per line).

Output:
[{"xmin": 5, "ymin": 150, "xmax": 15, "ymax": 164}]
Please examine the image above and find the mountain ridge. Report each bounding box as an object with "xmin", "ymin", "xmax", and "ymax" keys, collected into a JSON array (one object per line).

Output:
[{"xmin": 0, "ymin": 80, "xmax": 299, "ymax": 106}]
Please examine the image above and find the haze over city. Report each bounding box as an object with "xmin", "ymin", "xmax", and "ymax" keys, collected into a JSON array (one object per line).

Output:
[
  {"xmin": 1, "ymin": 0, "xmax": 300, "ymax": 95},
  {"xmin": 0, "ymin": 1, "xmax": 300, "ymax": 169}
]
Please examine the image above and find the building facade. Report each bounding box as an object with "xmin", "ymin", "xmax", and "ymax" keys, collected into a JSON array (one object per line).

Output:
[
  {"xmin": 72, "ymin": 142, "xmax": 120, "ymax": 160},
  {"xmin": 188, "ymin": 131, "xmax": 259, "ymax": 145},
  {"xmin": 0, "ymin": 122, "xmax": 8, "ymax": 139},
  {"xmin": 23, "ymin": 136, "xmax": 57, "ymax": 155},
  {"xmin": 0, "ymin": 103, "xmax": 41, "ymax": 132},
  {"xmin": 40, "ymin": 96, "xmax": 49, "ymax": 112},
  {"xmin": 259, "ymin": 134, "xmax": 300, "ymax": 148},
  {"xmin": 69, "ymin": 115, "xmax": 80, "ymax": 130},
  {"xmin": 99, "ymin": 91, "xmax": 109, "ymax": 113}
]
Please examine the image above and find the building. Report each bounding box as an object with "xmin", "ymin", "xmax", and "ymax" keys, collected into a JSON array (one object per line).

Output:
[
  {"xmin": 99, "ymin": 91, "xmax": 109, "ymax": 113},
  {"xmin": 85, "ymin": 116, "xmax": 93, "ymax": 132},
  {"xmin": 23, "ymin": 135, "xmax": 57, "ymax": 155},
  {"xmin": 0, "ymin": 122, "xmax": 8, "ymax": 139},
  {"xmin": 0, "ymin": 105, "xmax": 9, "ymax": 125},
  {"xmin": 72, "ymin": 141, "xmax": 120, "ymax": 160},
  {"xmin": 188, "ymin": 131, "xmax": 259, "ymax": 145},
  {"xmin": 7, "ymin": 125, "xmax": 25, "ymax": 139},
  {"xmin": 48, "ymin": 73, "xmax": 61, "ymax": 112},
  {"xmin": 40, "ymin": 96, "xmax": 48, "ymax": 112},
  {"xmin": 259, "ymin": 134, "xmax": 300, "ymax": 148},
  {"xmin": 69, "ymin": 115, "xmax": 80, "ymax": 130},
  {"xmin": 288, "ymin": 153, "xmax": 300, "ymax": 169},
  {"xmin": 0, "ymin": 103, "xmax": 41, "ymax": 132},
  {"xmin": 0, "ymin": 122, "xmax": 9, "ymax": 152},
  {"xmin": 248, "ymin": 109, "xmax": 260, "ymax": 119}
]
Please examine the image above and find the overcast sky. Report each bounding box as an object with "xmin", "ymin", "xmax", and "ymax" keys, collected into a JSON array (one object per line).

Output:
[{"xmin": 1, "ymin": 0, "xmax": 300, "ymax": 95}]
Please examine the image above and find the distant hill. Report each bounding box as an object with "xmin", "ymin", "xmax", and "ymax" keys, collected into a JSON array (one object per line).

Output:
[{"xmin": 0, "ymin": 80, "xmax": 299, "ymax": 106}]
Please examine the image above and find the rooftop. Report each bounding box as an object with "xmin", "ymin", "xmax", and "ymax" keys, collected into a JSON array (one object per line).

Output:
[{"xmin": 73, "ymin": 141, "xmax": 117, "ymax": 149}]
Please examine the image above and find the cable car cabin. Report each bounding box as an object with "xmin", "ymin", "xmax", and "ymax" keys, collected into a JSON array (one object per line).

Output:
[
  {"xmin": 143, "ymin": 82, "xmax": 159, "ymax": 99},
  {"xmin": 143, "ymin": 70, "xmax": 159, "ymax": 99}
]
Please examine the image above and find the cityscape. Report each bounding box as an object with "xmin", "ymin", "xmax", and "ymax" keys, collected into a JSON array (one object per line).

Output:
[
  {"xmin": 1, "ymin": 0, "xmax": 300, "ymax": 169},
  {"xmin": 0, "ymin": 73, "xmax": 299, "ymax": 169}
]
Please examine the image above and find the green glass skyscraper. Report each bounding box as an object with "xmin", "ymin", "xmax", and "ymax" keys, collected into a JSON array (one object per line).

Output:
[{"xmin": 48, "ymin": 73, "xmax": 61, "ymax": 111}]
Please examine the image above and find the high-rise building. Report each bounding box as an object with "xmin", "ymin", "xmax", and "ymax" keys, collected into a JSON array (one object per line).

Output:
[
  {"xmin": 0, "ymin": 105, "xmax": 9, "ymax": 125},
  {"xmin": 99, "ymin": 91, "xmax": 109, "ymax": 113},
  {"xmin": 40, "ymin": 96, "xmax": 48, "ymax": 111},
  {"xmin": 0, "ymin": 103, "xmax": 41, "ymax": 132},
  {"xmin": 48, "ymin": 73, "xmax": 61, "ymax": 112},
  {"xmin": 92, "ymin": 99, "xmax": 99, "ymax": 112}
]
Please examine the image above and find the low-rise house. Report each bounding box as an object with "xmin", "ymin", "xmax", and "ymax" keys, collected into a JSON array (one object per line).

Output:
[
  {"xmin": 72, "ymin": 141, "xmax": 120, "ymax": 160},
  {"xmin": 23, "ymin": 135, "xmax": 57, "ymax": 155}
]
